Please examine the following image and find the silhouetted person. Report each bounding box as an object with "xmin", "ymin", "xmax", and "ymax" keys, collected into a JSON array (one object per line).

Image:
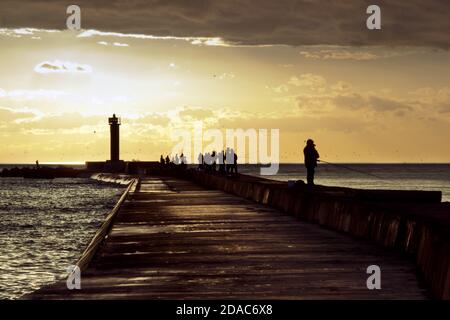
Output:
[
  {"xmin": 198, "ymin": 153, "xmax": 204, "ymax": 170},
  {"xmin": 303, "ymin": 139, "xmax": 320, "ymax": 185},
  {"xmin": 219, "ymin": 150, "xmax": 226, "ymax": 174},
  {"xmin": 228, "ymin": 149, "xmax": 238, "ymax": 175},
  {"xmin": 35, "ymin": 160, "xmax": 40, "ymax": 169},
  {"xmin": 180, "ymin": 153, "xmax": 185, "ymax": 164},
  {"xmin": 211, "ymin": 151, "xmax": 217, "ymax": 172},
  {"xmin": 225, "ymin": 147, "xmax": 232, "ymax": 174},
  {"xmin": 232, "ymin": 151, "xmax": 238, "ymax": 175},
  {"xmin": 204, "ymin": 152, "xmax": 211, "ymax": 172},
  {"xmin": 165, "ymin": 155, "xmax": 170, "ymax": 165},
  {"xmin": 160, "ymin": 155, "xmax": 165, "ymax": 166}
]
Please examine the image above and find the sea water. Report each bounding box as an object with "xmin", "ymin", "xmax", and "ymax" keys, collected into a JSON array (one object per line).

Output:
[
  {"xmin": 0, "ymin": 176, "xmax": 124, "ymax": 299},
  {"xmin": 240, "ymin": 163, "xmax": 450, "ymax": 202}
]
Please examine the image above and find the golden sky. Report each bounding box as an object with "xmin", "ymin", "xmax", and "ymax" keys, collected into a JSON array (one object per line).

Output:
[{"xmin": 0, "ymin": 2, "xmax": 449, "ymax": 163}]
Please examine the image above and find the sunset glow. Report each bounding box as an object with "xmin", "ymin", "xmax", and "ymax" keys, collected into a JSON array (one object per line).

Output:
[{"xmin": 1, "ymin": 2, "xmax": 449, "ymax": 164}]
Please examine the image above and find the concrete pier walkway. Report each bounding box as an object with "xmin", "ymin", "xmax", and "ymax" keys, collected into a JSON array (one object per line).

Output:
[{"xmin": 28, "ymin": 177, "xmax": 427, "ymax": 299}]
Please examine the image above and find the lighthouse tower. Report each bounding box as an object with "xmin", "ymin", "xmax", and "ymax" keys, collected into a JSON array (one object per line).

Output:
[
  {"xmin": 86, "ymin": 114, "xmax": 126, "ymax": 173},
  {"xmin": 109, "ymin": 114, "xmax": 121, "ymax": 162}
]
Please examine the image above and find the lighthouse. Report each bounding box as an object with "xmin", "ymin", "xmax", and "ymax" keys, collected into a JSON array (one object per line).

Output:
[
  {"xmin": 86, "ymin": 114, "xmax": 126, "ymax": 172},
  {"xmin": 86, "ymin": 114, "xmax": 157, "ymax": 173},
  {"xmin": 109, "ymin": 114, "xmax": 121, "ymax": 162}
]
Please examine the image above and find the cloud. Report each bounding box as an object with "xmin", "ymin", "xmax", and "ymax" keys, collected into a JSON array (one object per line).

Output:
[
  {"xmin": 333, "ymin": 93, "xmax": 412, "ymax": 112},
  {"xmin": 299, "ymin": 47, "xmax": 433, "ymax": 60},
  {"xmin": 408, "ymin": 87, "xmax": 450, "ymax": 113},
  {"xmin": 79, "ymin": 29, "xmax": 228, "ymax": 46},
  {"xmin": 0, "ymin": 1, "xmax": 448, "ymax": 47},
  {"xmin": 0, "ymin": 88, "xmax": 66, "ymax": 100},
  {"xmin": 128, "ymin": 106, "xmax": 370, "ymax": 135},
  {"xmin": 271, "ymin": 84, "xmax": 289, "ymax": 93},
  {"xmin": 1, "ymin": 110, "xmax": 173, "ymax": 134},
  {"xmin": 133, "ymin": 113, "xmax": 171, "ymax": 127},
  {"xmin": 270, "ymin": 73, "xmax": 422, "ymax": 115},
  {"xmin": 97, "ymin": 41, "xmax": 129, "ymax": 47},
  {"xmin": 179, "ymin": 107, "xmax": 215, "ymax": 120},
  {"xmin": 0, "ymin": 27, "xmax": 59, "ymax": 38},
  {"xmin": 34, "ymin": 60, "xmax": 93, "ymax": 74},
  {"xmin": 18, "ymin": 113, "xmax": 104, "ymax": 130},
  {"xmin": 217, "ymin": 112, "xmax": 369, "ymax": 134},
  {"xmin": 295, "ymin": 89, "xmax": 414, "ymax": 115},
  {"xmin": 288, "ymin": 74, "xmax": 327, "ymax": 92},
  {"xmin": 300, "ymin": 49, "xmax": 380, "ymax": 61},
  {"xmin": 0, "ymin": 107, "xmax": 39, "ymax": 122}
]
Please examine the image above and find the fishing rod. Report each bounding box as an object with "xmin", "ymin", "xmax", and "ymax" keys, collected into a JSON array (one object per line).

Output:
[{"xmin": 318, "ymin": 159, "xmax": 385, "ymax": 180}]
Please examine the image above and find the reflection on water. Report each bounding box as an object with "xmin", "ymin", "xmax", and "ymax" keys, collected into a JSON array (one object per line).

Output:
[{"xmin": 0, "ymin": 178, "xmax": 124, "ymax": 299}]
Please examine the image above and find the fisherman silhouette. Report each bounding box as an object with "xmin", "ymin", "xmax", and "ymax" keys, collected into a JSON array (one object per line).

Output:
[
  {"xmin": 303, "ymin": 139, "xmax": 320, "ymax": 185},
  {"xmin": 165, "ymin": 155, "xmax": 170, "ymax": 165}
]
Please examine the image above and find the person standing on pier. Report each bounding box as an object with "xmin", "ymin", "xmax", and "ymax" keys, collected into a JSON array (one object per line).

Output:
[
  {"xmin": 198, "ymin": 152, "xmax": 204, "ymax": 170},
  {"xmin": 211, "ymin": 151, "xmax": 217, "ymax": 172},
  {"xmin": 303, "ymin": 139, "xmax": 320, "ymax": 185},
  {"xmin": 230, "ymin": 149, "xmax": 238, "ymax": 176},
  {"xmin": 225, "ymin": 148, "xmax": 232, "ymax": 174},
  {"xmin": 221, "ymin": 150, "xmax": 226, "ymax": 174}
]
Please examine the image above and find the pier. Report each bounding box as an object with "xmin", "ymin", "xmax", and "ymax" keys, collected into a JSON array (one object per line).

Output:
[{"xmin": 25, "ymin": 172, "xmax": 450, "ymax": 300}]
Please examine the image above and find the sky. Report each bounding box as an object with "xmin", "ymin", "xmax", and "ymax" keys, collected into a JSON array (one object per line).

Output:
[{"xmin": 0, "ymin": 1, "xmax": 449, "ymax": 164}]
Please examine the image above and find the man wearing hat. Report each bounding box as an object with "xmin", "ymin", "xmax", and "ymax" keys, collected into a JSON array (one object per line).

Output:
[{"xmin": 303, "ymin": 139, "xmax": 320, "ymax": 185}]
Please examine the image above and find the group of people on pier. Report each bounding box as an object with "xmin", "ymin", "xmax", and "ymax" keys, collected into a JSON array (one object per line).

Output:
[
  {"xmin": 159, "ymin": 148, "xmax": 239, "ymax": 176},
  {"xmin": 160, "ymin": 153, "xmax": 188, "ymax": 169},
  {"xmin": 159, "ymin": 139, "xmax": 319, "ymax": 184},
  {"xmin": 198, "ymin": 148, "xmax": 238, "ymax": 176}
]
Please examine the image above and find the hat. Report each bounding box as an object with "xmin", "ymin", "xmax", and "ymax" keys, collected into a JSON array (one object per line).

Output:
[{"xmin": 306, "ymin": 139, "xmax": 315, "ymax": 146}]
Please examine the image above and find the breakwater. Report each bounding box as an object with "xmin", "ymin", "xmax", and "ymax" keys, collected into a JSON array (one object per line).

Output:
[
  {"xmin": 75, "ymin": 175, "xmax": 139, "ymax": 271},
  {"xmin": 25, "ymin": 176, "xmax": 427, "ymax": 299},
  {"xmin": 185, "ymin": 170, "xmax": 450, "ymax": 299}
]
